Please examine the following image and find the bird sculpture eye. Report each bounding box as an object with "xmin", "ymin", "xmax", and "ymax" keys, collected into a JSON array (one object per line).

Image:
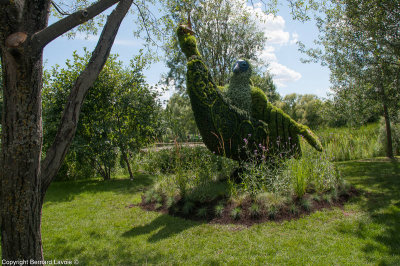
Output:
[{"xmin": 239, "ymin": 61, "xmax": 249, "ymax": 70}]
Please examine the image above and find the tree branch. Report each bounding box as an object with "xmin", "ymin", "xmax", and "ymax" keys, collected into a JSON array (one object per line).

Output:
[
  {"xmin": 51, "ymin": 1, "xmax": 71, "ymax": 16},
  {"xmin": 40, "ymin": 0, "xmax": 133, "ymax": 195},
  {"xmin": 32, "ymin": 0, "xmax": 120, "ymax": 50}
]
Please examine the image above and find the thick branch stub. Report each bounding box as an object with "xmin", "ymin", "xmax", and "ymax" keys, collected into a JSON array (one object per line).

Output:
[{"xmin": 5, "ymin": 32, "xmax": 27, "ymax": 48}]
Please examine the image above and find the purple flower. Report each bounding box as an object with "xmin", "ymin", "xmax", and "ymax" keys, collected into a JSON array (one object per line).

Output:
[
  {"xmin": 248, "ymin": 134, "xmax": 252, "ymax": 137},
  {"xmin": 243, "ymin": 138, "xmax": 248, "ymax": 145}
]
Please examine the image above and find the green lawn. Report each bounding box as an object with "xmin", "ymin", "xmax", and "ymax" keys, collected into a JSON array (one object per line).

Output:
[{"xmin": 41, "ymin": 158, "xmax": 400, "ymax": 265}]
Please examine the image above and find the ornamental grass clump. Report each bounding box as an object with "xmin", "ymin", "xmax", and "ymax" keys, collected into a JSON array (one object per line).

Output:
[
  {"xmin": 182, "ymin": 201, "xmax": 195, "ymax": 215},
  {"xmin": 196, "ymin": 207, "xmax": 208, "ymax": 218},
  {"xmin": 214, "ymin": 204, "xmax": 225, "ymax": 217},
  {"xmin": 249, "ymin": 203, "xmax": 261, "ymax": 218},
  {"xmin": 231, "ymin": 207, "xmax": 242, "ymax": 220},
  {"xmin": 301, "ymin": 198, "xmax": 313, "ymax": 211}
]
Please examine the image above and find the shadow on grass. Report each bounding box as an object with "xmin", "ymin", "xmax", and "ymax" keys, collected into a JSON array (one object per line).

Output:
[
  {"xmin": 337, "ymin": 158, "xmax": 400, "ymax": 264},
  {"xmin": 122, "ymin": 214, "xmax": 202, "ymax": 243},
  {"xmin": 46, "ymin": 236, "xmax": 166, "ymax": 265},
  {"xmin": 44, "ymin": 172, "xmax": 155, "ymax": 204}
]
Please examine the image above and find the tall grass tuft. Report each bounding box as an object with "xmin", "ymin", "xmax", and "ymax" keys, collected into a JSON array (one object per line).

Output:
[{"xmin": 303, "ymin": 123, "xmax": 382, "ymax": 161}]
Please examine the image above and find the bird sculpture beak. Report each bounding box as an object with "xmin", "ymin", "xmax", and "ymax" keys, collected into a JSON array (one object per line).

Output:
[
  {"xmin": 233, "ymin": 62, "xmax": 240, "ymax": 73},
  {"xmin": 180, "ymin": 12, "xmax": 195, "ymax": 35}
]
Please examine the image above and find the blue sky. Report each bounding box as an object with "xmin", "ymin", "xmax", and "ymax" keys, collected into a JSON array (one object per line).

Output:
[{"xmin": 43, "ymin": 1, "xmax": 330, "ymax": 104}]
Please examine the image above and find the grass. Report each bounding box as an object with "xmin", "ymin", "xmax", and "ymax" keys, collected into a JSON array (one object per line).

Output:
[
  {"xmin": 303, "ymin": 123, "xmax": 383, "ymax": 161},
  {"xmin": 28, "ymin": 157, "xmax": 399, "ymax": 264}
]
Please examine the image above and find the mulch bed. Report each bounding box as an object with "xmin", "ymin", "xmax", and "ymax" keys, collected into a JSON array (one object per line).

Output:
[{"xmin": 128, "ymin": 187, "xmax": 359, "ymax": 226}]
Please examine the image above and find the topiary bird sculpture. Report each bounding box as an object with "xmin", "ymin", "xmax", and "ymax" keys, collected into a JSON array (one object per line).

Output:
[{"xmin": 176, "ymin": 21, "xmax": 322, "ymax": 163}]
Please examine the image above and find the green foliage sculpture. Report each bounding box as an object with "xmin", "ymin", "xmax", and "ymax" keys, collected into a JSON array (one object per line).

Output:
[{"xmin": 177, "ymin": 23, "xmax": 322, "ymax": 162}]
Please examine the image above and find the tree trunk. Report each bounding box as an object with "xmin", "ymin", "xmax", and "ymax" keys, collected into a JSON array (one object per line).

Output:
[
  {"xmin": 0, "ymin": 0, "xmax": 132, "ymax": 261},
  {"xmin": 382, "ymin": 101, "xmax": 394, "ymax": 159},
  {"xmin": 1, "ymin": 42, "xmax": 45, "ymax": 262},
  {"xmin": 122, "ymin": 151, "xmax": 134, "ymax": 180},
  {"xmin": 377, "ymin": 68, "xmax": 394, "ymax": 159}
]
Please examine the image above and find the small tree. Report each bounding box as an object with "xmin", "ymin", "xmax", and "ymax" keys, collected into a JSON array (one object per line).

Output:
[
  {"xmin": 164, "ymin": 93, "xmax": 198, "ymax": 142},
  {"xmin": 43, "ymin": 51, "xmax": 161, "ymax": 181},
  {"xmin": 300, "ymin": 0, "xmax": 400, "ymax": 157}
]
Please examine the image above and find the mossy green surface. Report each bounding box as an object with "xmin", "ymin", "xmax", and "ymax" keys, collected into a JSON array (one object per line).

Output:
[
  {"xmin": 177, "ymin": 25, "xmax": 322, "ymax": 162},
  {"xmin": 226, "ymin": 59, "xmax": 253, "ymax": 113}
]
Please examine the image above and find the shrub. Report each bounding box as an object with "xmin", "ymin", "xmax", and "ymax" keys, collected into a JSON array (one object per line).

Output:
[
  {"xmin": 322, "ymin": 194, "xmax": 332, "ymax": 204},
  {"xmin": 311, "ymin": 194, "xmax": 321, "ymax": 202},
  {"xmin": 166, "ymin": 196, "xmax": 175, "ymax": 209},
  {"xmin": 196, "ymin": 207, "xmax": 208, "ymax": 218},
  {"xmin": 214, "ymin": 204, "xmax": 225, "ymax": 217},
  {"xmin": 330, "ymin": 188, "xmax": 338, "ymax": 201},
  {"xmin": 301, "ymin": 198, "xmax": 312, "ymax": 211},
  {"xmin": 249, "ymin": 203, "xmax": 261, "ymax": 218},
  {"xmin": 144, "ymin": 189, "xmax": 155, "ymax": 204},
  {"xmin": 289, "ymin": 204, "xmax": 299, "ymax": 215},
  {"xmin": 231, "ymin": 207, "xmax": 242, "ymax": 220},
  {"xmin": 182, "ymin": 201, "xmax": 195, "ymax": 215},
  {"xmin": 268, "ymin": 206, "xmax": 278, "ymax": 219},
  {"xmin": 153, "ymin": 194, "xmax": 163, "ymax": 204}
]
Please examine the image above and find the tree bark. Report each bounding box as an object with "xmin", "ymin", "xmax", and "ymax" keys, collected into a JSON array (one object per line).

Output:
[
  {"xmin": 0, "ymin": 0, "xmax": 51, "ymax": 261},
  {"xmin": 377, "ymin": 68, "xmax": 394, "ymax": 159},
  {"xmin": 0, "ymin": 0, "xmax": 132, "ymax": 262},
  {"xmin": 382, "ymin": 101, "xmax": 394, "ymax": 159},
  {"xmin": 122, "ymin": 151, "xmax": 134, "ymax": 180},
  {"xmin": 1, "ymin": 42, "xmax": 46, "ymax": 263}
]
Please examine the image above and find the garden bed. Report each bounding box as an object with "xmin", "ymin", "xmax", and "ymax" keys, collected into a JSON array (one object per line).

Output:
[{"xmin": 134, "ymin": 185, "xmax": 358, "ymax": 226}]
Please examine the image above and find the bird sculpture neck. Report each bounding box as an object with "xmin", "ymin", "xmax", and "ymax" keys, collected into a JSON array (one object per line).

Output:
[{"xmin": 227, "ymin": 74, "xmax": 252, "ymax": 114}]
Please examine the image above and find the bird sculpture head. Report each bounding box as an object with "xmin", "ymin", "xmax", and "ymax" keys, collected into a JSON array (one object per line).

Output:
[
  {"xmin": 177, "ymin": 13, "xmax": 200, "ymax": 59},
  {"xmin": 231, "ymin": 59, "xmax": 253, "ymax": 82}
]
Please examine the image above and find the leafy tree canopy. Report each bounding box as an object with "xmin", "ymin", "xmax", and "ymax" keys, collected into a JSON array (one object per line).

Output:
[{"xmin": 43, "ymin": 49, "xmax": 162, "ymax": 180}]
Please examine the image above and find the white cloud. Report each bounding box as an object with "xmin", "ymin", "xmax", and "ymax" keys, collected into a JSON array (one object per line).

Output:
[
  {"xmin": 246, "ymin": 5, "xmax": 290, "ymax": 45},
  {"xmin": 258, "ymin": 46, "xmax": 277, "ymax": 62},
  {"xmin": 246, "ymin": 3, "xmax": 302, "ymax": 88},
  {"xmin": 268, "ymin": 62, "xmax": 302, "ymax": 87},
  {"xmin": 290, "ymin": 32, "xmax": 299, "ymax": 45}
]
